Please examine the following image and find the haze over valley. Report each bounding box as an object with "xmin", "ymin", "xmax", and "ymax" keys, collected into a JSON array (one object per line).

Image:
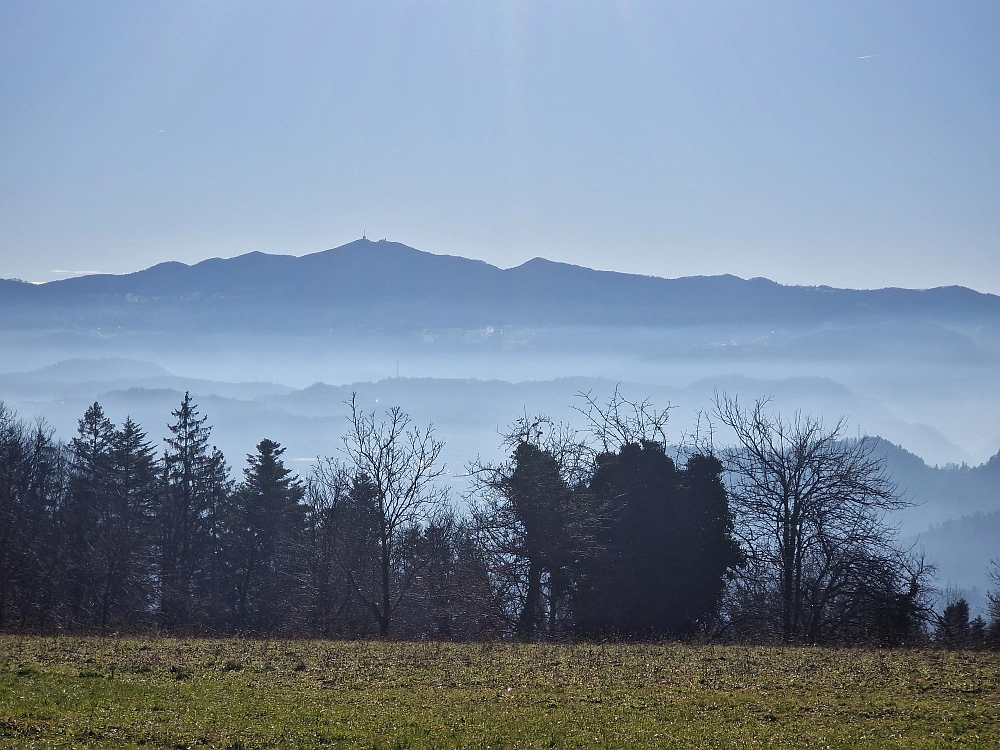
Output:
[
  {"xmin": 2, "ymin": 239, "xmax": 998, "ymax": 608},
  {"xmin": 4, "ymin": 11, "xmax": 1000, "ymax": 747}
]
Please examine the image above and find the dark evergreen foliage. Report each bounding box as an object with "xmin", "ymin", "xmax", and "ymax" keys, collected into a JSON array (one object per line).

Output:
[
  {"xmin": 0, "ymin": 405, "xmax": 64, "ymax": 630},
  {"xmin": 936, "ymin": 598, "xmax": 971, "ymax": 648},
  {"xmin": 0, "ymin": 394, "xmax": 952, "ymax": 645},
  {"xmin": 158, "ymin": 392, "xmax": 228, "ymax": 630},
  {"xmin": 504, "ymin": 443, "xmax": 580, "ymax": 641},
  {"xmin": 575, "ymin": 443, "xmax": 741, "ymax": 637},
  {"xmin": 469, "ymin": 435, "xmax": 589, "ymax": 642},
  {"xmin": 89, "ymin": 416, "xmax": 158, "ymax": 630},
  {"xmin": 219, "ymin": 439, "xmax": 304, "ymax": 633}
]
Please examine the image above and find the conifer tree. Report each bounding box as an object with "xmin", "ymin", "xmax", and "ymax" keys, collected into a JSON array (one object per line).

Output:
[
  {"xmin": 158, "ymin": 392, "xmax": 229, "ymax": 630},
  {"xmin": 66, "ymin": 406, "xmax": 159, "ymax": 629},
  {"xmin": 65, "ymin": 402, "xmax": 116, "ymax": 625},
  {"xmin": 99, "ymin": 417, "xmax": 158, "ymax": 629},
  {"xmin": 220, "ymin": 439, "xmax": 304, "ymax": 632},
  {"xmin": 0, "ymin": 404, "xmax": 64, "ymax": 631}
]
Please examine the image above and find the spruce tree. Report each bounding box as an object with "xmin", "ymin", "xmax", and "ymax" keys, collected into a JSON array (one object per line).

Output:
[
  {"xmin": 99, "ymin": 417, "xmax": 158, "ymax": 629},
  {"xmin": 0, "ymin": 404, "xmax": 64, "ymax": 631},
  {"xmin": 220, "ymin": 439, "xmax": 304, "ymax": 632},
  {"xmin": 65, "ymin": 402, "xmax": 115, "ymax": 625},
  {"xmin": 159, "ymin": 392, "xmax": 229, "ymax": 630},
  {"xmin": 66, "ymin": 407, "xmax": 159, "ymax": 630}
]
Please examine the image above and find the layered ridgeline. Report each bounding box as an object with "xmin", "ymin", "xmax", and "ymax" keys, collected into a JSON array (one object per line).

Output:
[
  {"xmin": 2, "ymin": 238, "xmax": 1000, "ymax": 336},
  {"xmin": 3, "ymin": 239, "xmax": 999, "ymax": 467},
  {"xmin": 1, "ymin": 240, "xmax": 998, "ymax": 601}
]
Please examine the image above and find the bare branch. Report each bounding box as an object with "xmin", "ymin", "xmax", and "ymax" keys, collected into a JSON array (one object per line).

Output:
[
  {"xmin": 572, "ymin": 385, "xmax": 672, "ymax": 454},
  {"xmin": 714, "ymin": 391, "xmax": 916, "ymax": 644}
]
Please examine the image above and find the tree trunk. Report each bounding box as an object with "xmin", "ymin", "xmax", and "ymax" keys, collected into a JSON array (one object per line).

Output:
[
  {"xmin": 518, "ymin": 555, "xmax": 541, "ymax": 642},
  {"xmin": 100, "ymin": 580, "xmax": 111, "ymax": 633},
  {"xmin": 239, "ymin": 551, "xmax": 254, "ymax": 632},
  {"xmin": 781, "ymin": 541, "xmax": 795, "ymax": 643},
  {"xmin": 379, "ymin": 534, "xmax": 392, "ymax": 637}
]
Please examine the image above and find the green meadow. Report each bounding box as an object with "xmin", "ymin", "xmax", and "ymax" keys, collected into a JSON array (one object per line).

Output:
[{"xmin": 1, "ymin": 637, "xmax": 998, "ymax": 749}]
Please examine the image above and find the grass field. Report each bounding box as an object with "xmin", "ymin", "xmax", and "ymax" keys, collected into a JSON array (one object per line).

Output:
[{"xmin": 1, "ymin": 637, "xmax": 998, "ymax": 749}]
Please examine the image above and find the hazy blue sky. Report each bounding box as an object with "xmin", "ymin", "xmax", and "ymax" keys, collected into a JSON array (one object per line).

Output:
[{"xmin": 1, "ymin": 2, "xmax": 998, "ymax": 291}]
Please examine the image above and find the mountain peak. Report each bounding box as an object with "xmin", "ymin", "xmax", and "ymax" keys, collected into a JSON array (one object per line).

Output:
[{"xmin": 2, "ymin": 241, "xmax": 998, "ymax": 335}]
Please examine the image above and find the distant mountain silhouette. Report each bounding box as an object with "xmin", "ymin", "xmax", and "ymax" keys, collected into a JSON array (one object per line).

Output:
[
  {"xmin": 878, "ymin": 440, "xmax": 1000, "ymax": 529},
  {"xmin": 3, "ymin": 239, "xmax": 999, "ymax": 335},
  {"xmin": 0, "ymin": 359, "xmax": 293, "ymax": 402},
  {"xmin": 901, "ymin": 510, "xmax": 1000, "ymax": 612},
  {"xmin": 22, "ymin": 357, "xmax": 172, "ymax": 382}
]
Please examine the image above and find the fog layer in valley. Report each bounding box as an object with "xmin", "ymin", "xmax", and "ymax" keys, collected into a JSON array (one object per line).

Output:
[{"xmin": 1, "ymin": 240, "xmax": 998, "ymax": 609}]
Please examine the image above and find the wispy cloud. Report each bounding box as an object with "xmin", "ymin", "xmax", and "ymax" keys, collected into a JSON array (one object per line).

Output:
[{"xmin": 858, "ymin": 54, "xmax": 880, "ymax": 59}]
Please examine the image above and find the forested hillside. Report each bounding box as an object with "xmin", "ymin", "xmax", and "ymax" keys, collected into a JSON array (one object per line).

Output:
[{"xmin": 2, "ymin": 391, "xmax": 995, "ymax": 647}]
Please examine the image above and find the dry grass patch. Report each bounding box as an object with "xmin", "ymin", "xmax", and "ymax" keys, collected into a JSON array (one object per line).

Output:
[{"xmin": 1, "ymin": 637, "xmax": 998, "ymax": 748}]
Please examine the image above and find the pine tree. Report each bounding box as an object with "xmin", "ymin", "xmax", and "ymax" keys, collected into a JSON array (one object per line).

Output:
[
  {"xmin": 99, "ymin": 417, "xmax": 158, "ymax": 629},
  {"xmin": 65, "ymin": 406, "xmax": 159, "ymax": 630},
  {"xmin": 158, "ymin": 393, "xmax": 229, "ymax": 630},
  {"xmin": 0, "ymin": 404, "xmax": 64, "ymax": 631},
  {"xmin": 65, "ymin": 402, "xmax": 116, "ymax": 625},
  {"xmin": 220, "ymin": 439, "xmax": 304, "ymax": 632}
]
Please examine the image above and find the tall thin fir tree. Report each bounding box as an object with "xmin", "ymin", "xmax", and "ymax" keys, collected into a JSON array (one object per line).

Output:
[
  {"xmin": 66, "ymin": 402, "xmax": 115, "ymax": 626},
  {"xmin": 159, "ymin": 393, "xmax": 229, "ymax": 630},
  {"xmin": 99, "ymin": 417, "xmax": 158, "ymax": 630}
]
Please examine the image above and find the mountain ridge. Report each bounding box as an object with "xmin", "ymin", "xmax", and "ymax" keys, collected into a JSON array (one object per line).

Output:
[{"xmin": 3, "ymin": 239, "xmax": 1000, "ymax": 334}]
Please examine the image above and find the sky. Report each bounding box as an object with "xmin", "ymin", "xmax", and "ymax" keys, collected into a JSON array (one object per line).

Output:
[{"xmin": 1, "ymin": 1, "xmax": 998, "ymax": 292}]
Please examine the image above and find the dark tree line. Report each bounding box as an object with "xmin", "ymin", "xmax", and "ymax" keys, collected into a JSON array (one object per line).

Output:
[
  {"xmin": 932, "ymin": 561, "xmax": 1000, "ymax": 650},
  {"xmin": 467, "ymin": 402, "xmax": 742, "ymax": 642},
  {"xmin": 0, "ymin": 391, "xmax": 984, "ymax": 644},
  {"xmin": 0, "ymin": 396, "xmax": 304, "ymax": 634}
]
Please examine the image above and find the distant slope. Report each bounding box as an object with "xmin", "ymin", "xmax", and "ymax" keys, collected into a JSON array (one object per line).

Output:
[
  {"xmin": 902, "ymin": 511, "xmax": 1000, "ymax": 612},
  {"xmin": 880, "ymin": 441, "xmax": 1000, "ymax": 532},
  {"xmin": 3, "ymin": 241, "xmax": 999, "ymax": 469},
  {"xmin": 15, "ymin": 358, "xmax": 172, "ymax": 382},
  {"xmin": 0, "ymin": 359, "xmax": 294, "ymax": 403},
  {"xmin": 1, "ymin": 362, "xmax": 995, "ymax": 598},
  {"xmin": 3, "ymin": 239, "xmax": 1000, "ymax": 336}
]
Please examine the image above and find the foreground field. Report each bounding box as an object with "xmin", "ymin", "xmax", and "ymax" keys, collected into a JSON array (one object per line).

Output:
[{"xmin": 1, "ymin": 637, "xmax": 998, "ymax": 749}]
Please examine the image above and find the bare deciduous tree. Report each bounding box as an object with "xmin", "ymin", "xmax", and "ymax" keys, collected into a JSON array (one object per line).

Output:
[
  {"xmin": 987, "ymin": 559, "xmax": 1000, "ymax": 645},
  {"xmin": 332, "ymin": 394, "xmax": 448, "ymax": 636},
  {"xmin": 715, "ymin": 393, "xmax": 917, "ymax": 643}
]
